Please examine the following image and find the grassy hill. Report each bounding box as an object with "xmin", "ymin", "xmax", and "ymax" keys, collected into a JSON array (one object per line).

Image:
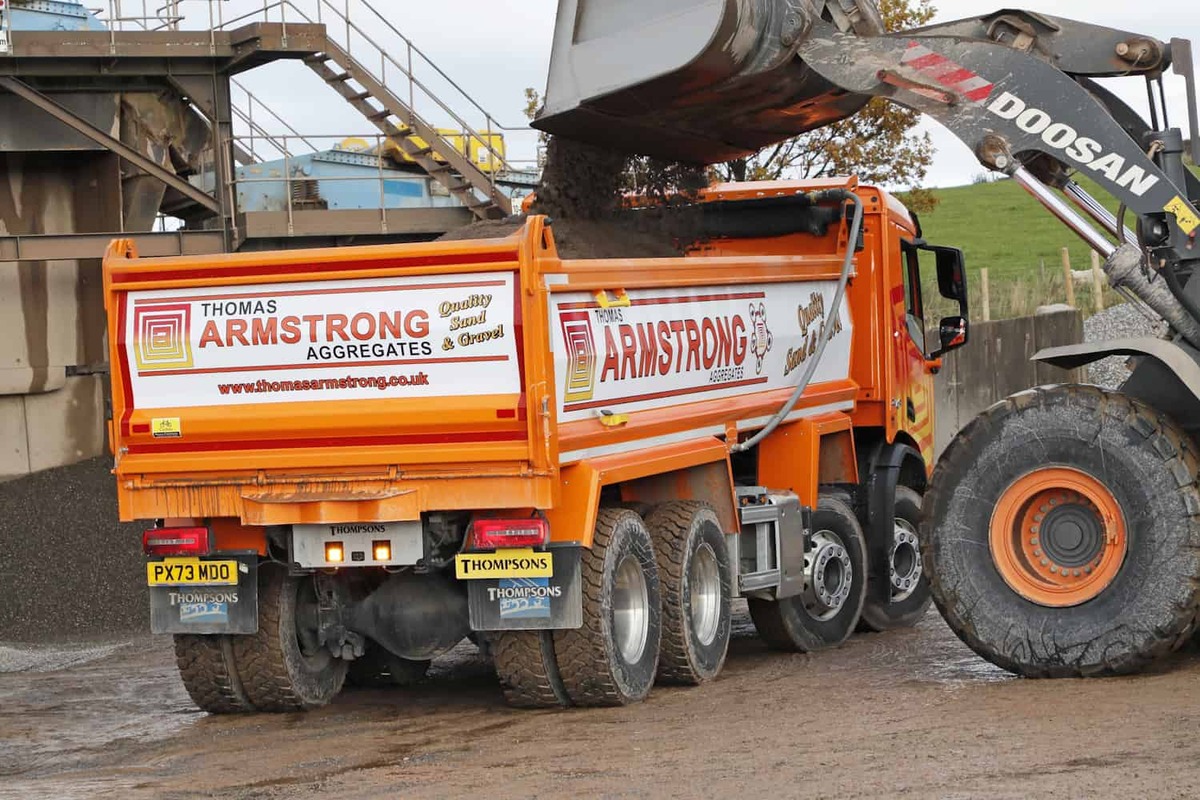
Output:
[{"xmin": 914, "ymin": 176, "xmax": 1124, "ymax": 317}]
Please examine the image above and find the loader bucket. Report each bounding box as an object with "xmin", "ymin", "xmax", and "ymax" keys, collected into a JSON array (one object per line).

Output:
[{"xmin": 534, "ymin": 0, "xmax": 884, "ymax": 164}]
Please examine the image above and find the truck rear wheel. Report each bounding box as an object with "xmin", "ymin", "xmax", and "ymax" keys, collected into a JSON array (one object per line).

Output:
[
  {"xmin": 491, "ymin": 631, "xmax": 570, "ymax": 708},
  {"xmin": 345, "ymin": 642, "xmax": 430, "ymax": 688},
  {"xmin": 554, "ymin": 508, "xmax": 662, "ymax": 706},
  {"xmin": 748, "ymin": 496, "xmax": 867, "ymax": 652},
  {"xmin": 231, "ymin": 564, "xmax": 347, "ymax": 711},
  {"xmin": 173, "ymin": 634, "xmax": 251, "ymax": 714},
  {"xmin": 646, "ymin": 501, "xmax": 731, "ymax": 685},
  {"xmin": 858, "ymin": 486, "xmax": 932, "ymax": 631},
  {"xmin": 925, "ymin": 385, "xmax": 1200, "ymax": 677}
]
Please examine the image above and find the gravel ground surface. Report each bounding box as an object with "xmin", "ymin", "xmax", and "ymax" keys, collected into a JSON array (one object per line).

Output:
[
  {"xmin": 0, "ymin": 457, "xmax": 147, "ymax": 642},
  {"xmin": 4, "ymin": 611, "xmax": 1200, "ymax": 800},
  {"xmin": 1081, "ymin": 302, "xmax": 1165, "ymax": 388}
]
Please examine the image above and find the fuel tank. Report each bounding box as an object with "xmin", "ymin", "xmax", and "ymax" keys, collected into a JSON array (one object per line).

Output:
[{"xmin": 534, "ymin": 0, "xmax": 884, "ymax": 164}]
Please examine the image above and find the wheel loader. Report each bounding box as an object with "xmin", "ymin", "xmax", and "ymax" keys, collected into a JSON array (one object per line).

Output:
[{"xmin": 534, "ymin": 0, "xmax": 1200, "ymax": 677}]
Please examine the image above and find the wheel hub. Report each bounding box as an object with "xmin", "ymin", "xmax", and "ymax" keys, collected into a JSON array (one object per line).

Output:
[
  {"xmin": 990, "ymin": 467, "xmax": 1128, "ymax": 607},
  {"xmin": 889, "ymin": 518, "xmax": 922, "ymax": 602},
  {"xmin": 613, "ymin": 553, "xmax": 650, "ymax": 664},
  {"xmin": 802, "ymin": 530, "xmax": 853, "ymax": 621},
  {"xmin": 689, "ymin": 543, "xmax": 722, "ymax": 647},
  {"xmin": 1040, "ymin": 502, "xmax": 1105, "ymax": 567}
]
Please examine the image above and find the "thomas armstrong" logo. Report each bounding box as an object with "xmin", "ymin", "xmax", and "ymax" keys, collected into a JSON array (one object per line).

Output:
[{"xmin": 132, "ymin": 302, "xmax": 194, "ymax": 372}]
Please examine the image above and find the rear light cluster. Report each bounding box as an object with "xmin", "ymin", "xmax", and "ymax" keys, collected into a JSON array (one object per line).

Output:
[
  {"xmin": 323, "ymin": 540, "xmax": 393, "ymax": 564},
  {"xmin": 469, "ymin": 518, "xmax": 549, "ymax": 550},
  {"xmin": 143, "ymin": 527, "xmax": 212, "ymax": 557}
]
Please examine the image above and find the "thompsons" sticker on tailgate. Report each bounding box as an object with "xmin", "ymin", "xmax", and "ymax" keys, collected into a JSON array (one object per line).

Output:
[{"xmin": 455, "ymin": 548, "xmax": 554, "ymax": 580}]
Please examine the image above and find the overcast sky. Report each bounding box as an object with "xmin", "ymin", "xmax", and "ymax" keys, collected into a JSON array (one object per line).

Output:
[{"xmin": 224, "ymin": 0, "xmax": 1199, "ymax": 188}]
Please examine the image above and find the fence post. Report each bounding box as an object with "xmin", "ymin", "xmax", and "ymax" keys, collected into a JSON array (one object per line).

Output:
[
  {"xmin": 1091, "ymin": 250, "xmax": 1105, "ymax": 312},
  {"xmin": 1061, "ymin": 247, "xmax": 1076, "ymax": 308},
  {"xmin": 980, "ymin": 267, "xmax": 991, "ymax": 322}
]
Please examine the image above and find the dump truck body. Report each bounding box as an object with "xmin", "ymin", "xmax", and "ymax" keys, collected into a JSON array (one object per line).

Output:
[{"xmin": 104, "ymin": 180, "xmax": 969, "ymax": 711}]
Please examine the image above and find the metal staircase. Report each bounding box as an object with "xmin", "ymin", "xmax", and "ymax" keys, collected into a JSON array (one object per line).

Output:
[
  {"xmin": 206, "ymin": 0, "xmax": 519, "ymax": 221},
  {"xmin": 304, "ymin": 40, "xmax": 511, "ymax": 220}
]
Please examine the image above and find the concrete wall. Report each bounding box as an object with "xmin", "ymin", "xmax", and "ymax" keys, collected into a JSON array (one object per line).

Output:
[
  {"xmin": 0, "ymin": 152, "xmax": 118, "ymax": 479},
  {"xmin": 932, "ymin": 309, "xmax": 1085, "ymax": 456}
]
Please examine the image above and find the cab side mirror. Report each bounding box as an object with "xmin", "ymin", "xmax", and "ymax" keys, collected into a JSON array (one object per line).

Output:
[
  {"xmin": 930, "ymin": 315, "xmax": 968, "ymax": 359},
  {"xmin": 934, "ymin": 246, "xmax": 967, "ymax": 303},
  {"xmin": 928, "ymin": 246, "xmax": 969, "ymax": 359}
]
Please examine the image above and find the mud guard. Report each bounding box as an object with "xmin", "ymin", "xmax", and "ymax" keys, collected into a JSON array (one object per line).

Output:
[
  {"xmin": 862, "ymin": 442, "xmax": 923, "ymax": 607},
  {"xmin": 1034, "ymin": 337, "xmax": 1200, "ymax": 434}
]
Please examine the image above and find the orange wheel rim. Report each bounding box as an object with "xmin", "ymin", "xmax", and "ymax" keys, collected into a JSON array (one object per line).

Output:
[{"xmin": 989, "ymin": 467, "xmax": 1127, "ymax": 607}]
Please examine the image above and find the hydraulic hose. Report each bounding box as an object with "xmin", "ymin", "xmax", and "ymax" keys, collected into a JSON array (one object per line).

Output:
[
  {"xmin": 1162, "ymin": 260, "xmax": 1200, "ymax": 336},
  {"xmin": 732, "ymin": 190, "xmax": 863, "ymax": 453}
]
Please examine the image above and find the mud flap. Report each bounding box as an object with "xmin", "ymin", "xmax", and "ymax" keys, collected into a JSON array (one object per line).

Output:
[
  {"xmin": 149, "ymin": 555, "xmax": 258, "ymax": 635},
  {"xmin": 467, "ymin": 547, "xmax": 582, "ymax": 631}
]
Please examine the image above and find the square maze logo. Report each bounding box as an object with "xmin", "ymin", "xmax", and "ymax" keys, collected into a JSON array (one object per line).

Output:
[
  {"xmin": 133, "ymin": 302, "xmax": 194, "ymax": 372},
  {"xmin": 559, "ymin": 311, "xmax": 596, "ymax": 403}
]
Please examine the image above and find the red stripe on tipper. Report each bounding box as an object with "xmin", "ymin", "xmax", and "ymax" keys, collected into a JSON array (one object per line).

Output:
[{"xmin": 900, "ymin": 42, "xmax": 994, "ymax": 105}]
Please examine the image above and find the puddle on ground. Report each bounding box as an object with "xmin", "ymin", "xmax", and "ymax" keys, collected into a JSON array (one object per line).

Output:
[{"xmin": 0, "ymin": 641, "xmax": 129, "ymax": 674}]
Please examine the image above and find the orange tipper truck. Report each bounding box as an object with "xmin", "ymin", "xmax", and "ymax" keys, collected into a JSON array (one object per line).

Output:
[{"xmin": 103, "ymin": 178, "xmax": 969, "ymax": 712}]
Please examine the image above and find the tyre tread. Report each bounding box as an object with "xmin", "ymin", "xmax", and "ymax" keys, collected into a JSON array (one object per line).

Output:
[
  {"xmin": 173, "ymin": 634, "xmax": 251, "ymax": 714},
  {"xmin": 925, "ymin": 384, "xmax": 1200, "ymax": 678},
  {"xmin": 492, "ymin": 631, "xmax": 570, "ymax": 708}
]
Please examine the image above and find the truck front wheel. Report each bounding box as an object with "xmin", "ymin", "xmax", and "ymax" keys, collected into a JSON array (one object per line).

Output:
[
  {"xmin": 858, "ymin": 486, "xmax": 932, "ymax": 631},
  {"xmin": 553, "ymin": 508, "xmax": 662, "ymax": 706},
  {"xmin": 231, "ymin": 564, "xmax": 347, "ymax": 711},
  {"xmin": 748, "ymin": 496, "xmax": 867, "ymax": 652},
  {"xmin": 924, "ymin": 385, "xmax": 1200, "ymax": 677}
]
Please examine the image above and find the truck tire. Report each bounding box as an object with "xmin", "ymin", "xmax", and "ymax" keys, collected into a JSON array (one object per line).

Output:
[
  {"xmin": 554, "ymin": 508, "xmax": 662, "ymax": 706},
  {"xmin": 492, "ymin": 631, "xmax": 571, "ymax": 708},
  {"xmin": 924, "ymin": 385, "xmax": 1200, "ymax": 677},
  {"xmin": 173, "ymin": 634, "xmax": 251, "ymax": 713},
  {"xmin": 858, "ymin": 486, "xmax": 932, "ymax": 631},
  {"xmin": 646, "ymin": 501, "xmax": 731, "ymax": 685},
  {"xmin": 231, "ymin": 564, "xmax": 347, "ymax": 711},
  {"xmin": 748, "ymin": 496, "xmax": 867, "ymax": 651},
  {"xmin": 345, "ymin": 642, "xmax": 430, "ymax": 688}
]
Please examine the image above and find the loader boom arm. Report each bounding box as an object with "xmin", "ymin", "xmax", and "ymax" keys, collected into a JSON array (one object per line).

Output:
[
  {"xmin": 538, "ymin": 3, "xmax": 1200, "ymax": 333},
  {"xmin": 792, "ymin": 16, "xmax": 1200, "ymax": 265}
]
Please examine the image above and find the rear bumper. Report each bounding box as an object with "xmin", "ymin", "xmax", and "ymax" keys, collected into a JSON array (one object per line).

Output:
[{"xmin": 117, "ymin": 469, "xmax": 555, "ymax": 527}]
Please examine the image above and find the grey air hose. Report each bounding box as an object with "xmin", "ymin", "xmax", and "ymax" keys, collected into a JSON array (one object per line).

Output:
[{"xmin": 732, "ymin": 190, "xmax": 863, "ymax": 453}]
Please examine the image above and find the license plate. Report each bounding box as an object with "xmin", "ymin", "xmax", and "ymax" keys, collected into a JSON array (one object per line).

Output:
[
  {"xmin": 455, "ymin": 548, "xmax": 554, "ymax": 580},
  {"xmin": 147, "ymin": 558, "xmax": 240, "ymax": 587}
]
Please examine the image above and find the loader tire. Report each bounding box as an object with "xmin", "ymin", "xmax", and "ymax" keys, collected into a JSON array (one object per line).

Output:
[
  {"xmin": 554, "ymin": 508, "xmax": 662, "ymax": 706},
  {"xmin": 174, "ymin": 634, "xmax": 251, "ymax": 714},
  {"xmin": 646, "ymin": 501, "xmax": 731, "ymax": 685},
  {"xmin": 345, "ymin": 642, "xmax": 430, "ymax": 689},
  {"xmin": 492, "ymin": 631, "xmax": 570, "ymax": 709},
  {"xmin": 858, "ymin": 486, "xmax": 933, "ymax": 631},
  {"xmin": 749, "ymin": 496, "xmax": 867, "ymax": 652},
  {"xmin": 925, "ymin": 385, "xmax": 1200, "ymax": 677},
  {"xmin": 231, "ymin": 564, "xmax": 347, "ymax": 711}
]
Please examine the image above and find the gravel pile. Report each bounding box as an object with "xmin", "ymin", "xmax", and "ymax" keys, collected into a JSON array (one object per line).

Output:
[
  {"xmin": 1082, "ymin": 302, "xmax": 1166, "ymax": 389},
  {"xmin": 0, "ymin": 457, "xmax": 147, "ymax": 643}
]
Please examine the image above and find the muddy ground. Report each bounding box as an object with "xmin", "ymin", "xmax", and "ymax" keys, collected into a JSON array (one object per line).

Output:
[{"xmin": 4, "ymin": 607, "xmax": 1200, "ymax": 800}]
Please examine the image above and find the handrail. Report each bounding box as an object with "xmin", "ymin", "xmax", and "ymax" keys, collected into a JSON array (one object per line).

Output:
[
  {"xmin": 224, "ymin": 132, "xmax": 536, "ymax": 237},
  {"xmin": 92, "ymin": 0, "xmax": 541, "ymax": 196},
  {"xmin": 213, "ymin": 0, "xmax": 520, "ymax": 177},
  {"xmin": 231, "ymin": 77, "xmax": 321, "ymax": 159}
]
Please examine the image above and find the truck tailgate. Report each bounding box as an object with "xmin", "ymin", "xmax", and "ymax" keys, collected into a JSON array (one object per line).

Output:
[{"xmin": 103, "ymin": 234, "xmax": 550, "ymax": 521}]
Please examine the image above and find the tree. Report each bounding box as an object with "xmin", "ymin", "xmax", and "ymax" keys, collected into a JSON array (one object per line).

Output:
[{"xmin": 719, "ymin": 0, "xmax": 938, "ymax": 212}]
